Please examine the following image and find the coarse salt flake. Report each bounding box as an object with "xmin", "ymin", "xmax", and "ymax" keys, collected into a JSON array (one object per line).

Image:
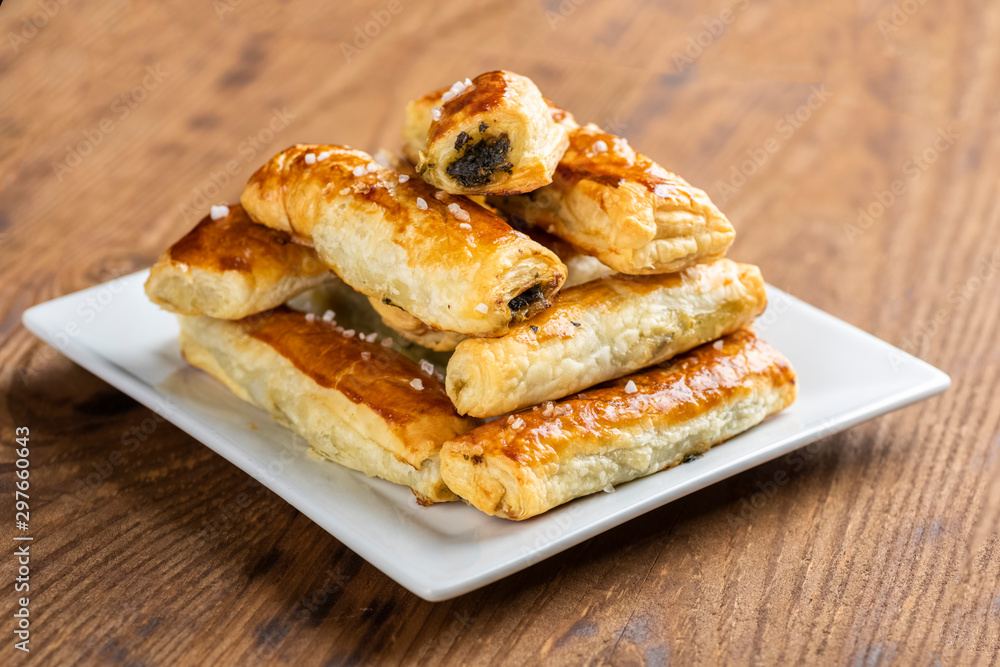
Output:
[
  {"xmin": 342, "ymin": 329, "xmax": 356, "ymax": 338},
  {"xmin": 398, "ymin": 174, "xmax": 410, "ymax": 183},
  {"xmin": 441, "ymin": 77, "xmax": 474, "ymax": 103},
  {"xmin": 373, "ymin": 152, "xmax": 392, "ymax": 169},
  {"xmin": 603, "ymin": 484, "xmax": 615, "ymax": 494},
  {"xmin": 410, "ymin": 378, "xmax": 424, "ymax": 390},
  {"xmin": 653, "ymin": 184, "xmax": 673, "ymax": 198},
  {"xmin": 304, "ymin": 153, "xmax": 316, "ymax": 164},
  {"xmin": 366, "ymin": 162, "xmax": 379, "ymax": 173},
  {"xmin": 713, "ymin": 340, "xmax": 724, "ymax": 350},
  {"xmin": 592, "ymin": 140, "xmax": 608, "ymax": 153},
  {"xmin": 416, "ymin": 197, "xmax": 428, "ymax": 210},
  {"xmin": 459, "ymin": 222, "xmax": 472, "ymax": 230},
  {"xmin": 366, "ymin": 332, "xmax": 378, "ymax": 342},
  {"xmin": 210, "ymin": 205, "xmax": 230, "ymax": 220},
  {"xmin": 305, "ymin": 313, "xmax": 316, "ymax": 322},
  {"xmin": 431, "ymin": 106, "xmax": 443, "ymax": 121},
  {"xmin": 419, "ymin": 359, "xmax": 435, "ymax": 375},
  {"xmin": 322, "ymin": 310, "xmax": 336, "ymax": 322},
  {"xmin": 448, "ymin": 203, "xmax": 470, "ymax": 221},
  {"xmin": 318, "ymin": 150, "xmax": 332, "ymax": 161},
  {"xmin": 624, "ymin": 380, "xmax": 638, "ymax": 394},
  {"xmin": 381, "ymin": 337, "xmax": 394, "ymax": 348},
  {"xmin": 511, "ymin": 417, "xmax": 525, "ymax": 429},
  {"xmin": 361, "ymin": 351, "xmax": 371, "ymax": 360},
  {"xmin": 434, "ymin": 190, "xmax": 448, "ymax": 201},
  {"xmin": 475, "ymin": 303, "xmax": 488, "ymax": 314},
  {"xmin": 352, "ymin": 165, "xmax": 366, "ymax": 177}
]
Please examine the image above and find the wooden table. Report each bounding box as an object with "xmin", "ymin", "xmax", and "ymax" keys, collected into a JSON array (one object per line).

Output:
[{"xmin": 2, "ymin": 1, "xmax": 998, "ymax": 664}]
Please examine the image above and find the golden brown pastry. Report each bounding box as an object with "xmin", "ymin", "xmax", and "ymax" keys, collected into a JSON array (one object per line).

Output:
[
  {"xmin": 145, "ymin": 205, "xmax": 332, "ymax": 319},
  {"xmin": 446, "ymin": 259, "xmax": 767, "ymax": 417},
  {"xmin": 367, "ymin": 296, "xmax": 468, "ymax": 352},
  {"xmin": 241, "ymin": 144, "xmax": 567, "ymax": 336},
  {"xmin": 487, "ymin": 123, "xmax": 735, "ymax": 274},
  {"xmin": 440, "ymin": 329, "xmax": 797, "ymax": 519},
  {"xmin": 507, "ymin": 218, "xmax": 613, "ymax": 287},
  {"xmin": 402, "ymin": 71, "xmax": 571, "ymax": 195},
  {"xmin": 178, "ymin": 308, "xmax": 479, "ymax": 503}
]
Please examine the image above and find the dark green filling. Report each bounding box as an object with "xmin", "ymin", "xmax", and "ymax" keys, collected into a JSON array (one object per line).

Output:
[
  {"xmin": 446, "ymin": 132, "xmax": 513, "ymax": 188},
  {"xmin": 508, "ymin": 283, "xmax": 544, "ymax": 314}
]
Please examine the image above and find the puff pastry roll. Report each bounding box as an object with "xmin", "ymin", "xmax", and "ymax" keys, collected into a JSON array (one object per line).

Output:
[
  {"xmin": 447, "ymin": 259, "xmax": 766, "ymax": 417},
  {"xmin": 145, "ymin": 205, "xmax": 332, "ymax": 319},
  {"xmin": 365, "ymin": 224, "xmax": 608, "ymax": 351},
  {"xmin": 487, "ymin": 123, "xmax": 735, "ymax": 275},
  {"xmin": 402, "ymin": 71, "xmax": 571, "ymax": 195},
  {"xmin": 241, "ymin": 144, "xmax": 567, "ymax": 336},
  {"xmin": 441, "ymin": 330, "xmax": 796, "ymax": 519},
  {"xmin": 178, "ymin": 308, "xmax": 479, "ymax": 503}
]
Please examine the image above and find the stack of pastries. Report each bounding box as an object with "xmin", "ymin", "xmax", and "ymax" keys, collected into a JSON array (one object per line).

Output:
[{"xmin": 146, "ymin": 71, "xmax": 796, "ymax": 520}]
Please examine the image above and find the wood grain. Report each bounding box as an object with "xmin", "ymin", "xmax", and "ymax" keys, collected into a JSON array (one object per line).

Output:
[{"xmin": 2, "ymin": 0, "xmax": 999, "ymax": 664}]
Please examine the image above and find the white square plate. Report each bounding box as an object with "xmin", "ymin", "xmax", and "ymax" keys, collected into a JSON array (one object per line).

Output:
[{"xmin": 22, "ymin": 271, "xmax": 949, "ymax": 600}]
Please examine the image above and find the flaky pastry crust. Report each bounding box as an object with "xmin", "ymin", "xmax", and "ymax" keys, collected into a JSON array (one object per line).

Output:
[
  {"xmin": 403, "ymin": 71, "xmax": 570, "ymax": 195},
  {"xmin": 488, "ymin": 123, "xmax": 735, "ymax": 274},
  {"xmin": 446, "ymin": 259, "xmax": 767, "ymax": 417},
  {"xmin": 145, "ymin": 205, "xmax": 331, "ymax": 319},
  {"xmin": 440, "ymin": 330, "xmax": 796, "ymax": 519},
  {"xmin": 241, "ymin": 144, "xmax": 567, "ymax": 336},
  {"xmin": 179, "ymin": 308, "xmax": 480, "ymax": 503}
]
